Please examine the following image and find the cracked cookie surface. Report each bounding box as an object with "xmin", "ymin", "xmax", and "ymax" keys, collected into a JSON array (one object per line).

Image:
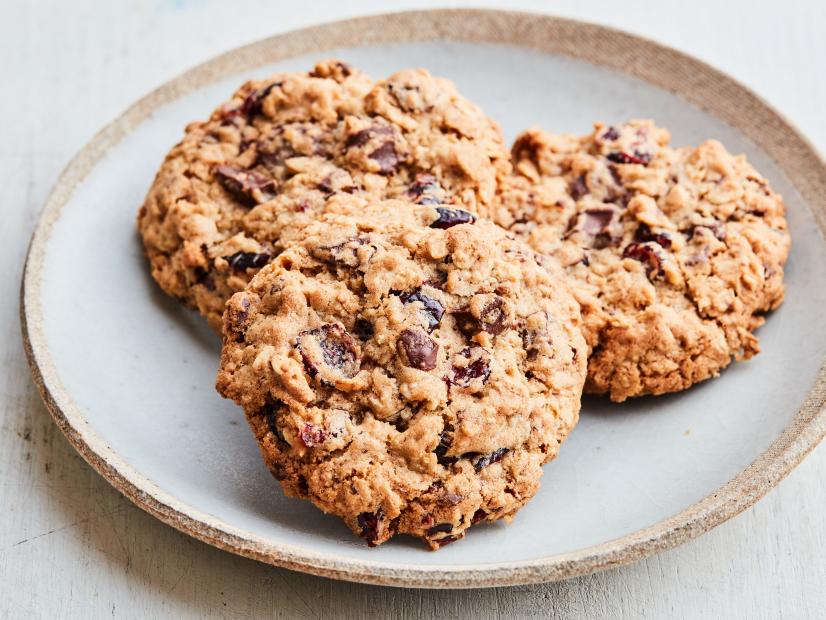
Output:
[
  {"xmin": 494, "ymin": 120, "xmax": 790, "ymax": 402},
  {"xmin": 215, "ymin": 199, "xmax": 586, "ymax": 548},
  {"xmin": 137, "ymin": 60, "xmax": 511, "ymax": 331}
]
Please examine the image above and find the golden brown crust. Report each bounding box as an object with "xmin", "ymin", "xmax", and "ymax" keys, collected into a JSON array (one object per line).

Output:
[
  {"xmin": 137, "ymin": 60, "xmax": 511, "ymax": 331},
  {"xmin": 496, "ymin": 120, "xmax": 790, "ymax": 401},
  {"xmin": 216, "ymin": 199, "xmax": 586, "ymax": 548}
]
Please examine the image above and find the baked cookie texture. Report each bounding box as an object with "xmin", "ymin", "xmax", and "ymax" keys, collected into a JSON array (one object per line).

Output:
[
  {"xmin": 493, "ymin": 120, "xmax": 790, "ymax": 402},
  {"xmin": 137, "ymin": 60, "xmax": 511, "ymax": 331},
  {"xmin": 215, "ymin": 199, "xmax": 586, "ymax": 548}
]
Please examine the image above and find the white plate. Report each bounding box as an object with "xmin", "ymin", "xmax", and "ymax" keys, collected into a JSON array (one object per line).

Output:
[{"xmin": 21, "ymin": 10, "xmax": 826, "ymax": 587}]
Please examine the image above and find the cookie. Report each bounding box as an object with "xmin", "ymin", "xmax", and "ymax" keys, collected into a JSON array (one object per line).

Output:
[
  {"xmin": 493, "ymin": 120, "xmax": 790, "ymax": 402},
  {"xmin": 215, "ymin": 198, "xmax": 586, "ymax": 548},
  {"xmin": 137, "ymin": 60, "xmax": 511, "ymax": 331}
]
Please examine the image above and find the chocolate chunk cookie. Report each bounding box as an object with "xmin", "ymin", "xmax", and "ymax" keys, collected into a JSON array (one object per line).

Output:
[
  {"xmin": 215, "ymin": 199, "xmax": 586, "ymax": 548},
  {"xmin": 137, "ymin": 60, "xmax": 511, "ymax": 331},
  {"xmin": 494, "ymin": 120, "xmax": 790, "ymax": 402}
]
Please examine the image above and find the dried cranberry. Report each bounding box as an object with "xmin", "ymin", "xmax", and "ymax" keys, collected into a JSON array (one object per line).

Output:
[
  {"xmin": 357, "ymin": 508, "xmax": 384, "ymax": 547},
  {"xmin": 435, "ymin": 426, "xmax": 457, "ymax": 466},
  {"xmin": 408, "ymin": 173, "xmax": 445, "ymax": 205},
  {"xmin": 429, "ymin": 207, "xmax": 475, "ymax": 229},
  {"xmin": 215, "ymin": 165, "xmax": 276, "ymax": 205},
  {"xmin": 473, "ymin": 448, "xmax": 509, "ymax": 472},
  {"xmin": 369, "ymin": 141, "xmax": 402, "ymax": 174},
  {"xmin": 623, "ymin": 242, "xmax": 663, "ymax": 277},
  {"xmin": 354, "ymin": 318, "xmax": 374, "ymax": 341},
  {"xmin": 569, "ymin": 175, "xmax": 588, "ymax": 200},
  {"xmin": 634, "ymin": 224, "xmax": 672, "ymax": 249},
  {"xmin": 450, "ymin": 347, "xmax": 491, "ymax": 387},
  {"xmin": 426, "ymin": 523, "xmax": 453, "ymax": 536},
  {"xmin": 297, "ymin": 324, "xmax": 361, "ymax": 381},
  {"xmin": 398, "ymin": 328, "xmax": 438, "ymax": 370},
  {"xmin": 601, "ymin": 126, "xmax": 620, "ymax": 141},
  {"xmin": 606, "ymin": 151, "xmax": 650, "ymax": 165},
  {"xmin": 299, "ymin": 423, "xmax": 328, "ymax": 447},
  {"xmin": 399, "ymin": 288, "xmax": 444, "ymax": 332},
  {"xmin": 225, "ymin": 251, "xmax": 271, "ymax": 271}
]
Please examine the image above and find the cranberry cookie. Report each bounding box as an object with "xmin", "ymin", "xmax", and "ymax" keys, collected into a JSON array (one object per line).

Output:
[
  {"xmin": 138, "ymin": 60, "xmax": 511, "ymax": 331},
  {"xmin": 495, "ymin": 120, "xmax": 790, "ymax": 402},
  {"xmin": 215, "ymin": 199, "xmax": 586, "ymax": 548}
]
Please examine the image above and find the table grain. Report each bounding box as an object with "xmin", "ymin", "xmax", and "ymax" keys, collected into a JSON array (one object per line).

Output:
[{"xmin": 2, "ymin": 1, "xmax": 824, "ymax": 618}]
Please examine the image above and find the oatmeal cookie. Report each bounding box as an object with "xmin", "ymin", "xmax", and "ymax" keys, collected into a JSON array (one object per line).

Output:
[
  {"xmin": 494, "ymin": 120, "xmax": 790, "ymax": 402},
  {"xmin": 138, "ymin": 60, "xmax": 511, "ymax": 331},
  {"xmin": 216, "ymin": 199, "xmax": 586, "ymax": 548}
]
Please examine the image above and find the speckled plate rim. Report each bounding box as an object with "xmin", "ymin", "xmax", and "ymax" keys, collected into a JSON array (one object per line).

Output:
[{"xmin": 20, "ymin": 9, "xmax": 826, "ymax": 588}]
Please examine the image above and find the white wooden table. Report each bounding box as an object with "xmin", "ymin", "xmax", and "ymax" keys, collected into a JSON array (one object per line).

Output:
[{"xmin": 2, "ymin": 1, "xmax": 824, "ymax": 618}]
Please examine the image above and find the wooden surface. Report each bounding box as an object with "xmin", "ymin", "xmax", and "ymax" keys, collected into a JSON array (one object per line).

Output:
[{"xmin": 2, "ymin": 1, "xmax": 825, "ymax": 618}]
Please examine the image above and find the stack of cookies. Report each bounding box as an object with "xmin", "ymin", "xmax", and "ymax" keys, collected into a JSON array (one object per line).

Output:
[{"xmin": 137, "ymin": 60, "xmax": 790, "ymax": 549}]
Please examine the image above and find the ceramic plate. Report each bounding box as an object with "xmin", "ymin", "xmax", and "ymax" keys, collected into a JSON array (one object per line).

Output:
[{"xmin": 21, "ymin": 10, "xmax": 826, "ymax": 588}]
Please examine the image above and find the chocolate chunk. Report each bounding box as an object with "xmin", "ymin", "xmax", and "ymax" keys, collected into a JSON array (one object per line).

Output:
[
  {"xmin": 471, "ymin": 509, "xmax": 487, "ymax": 524},
  {"xmin": 297, "ymin": 324, "xmax": 361, "ymax": 381},
  {"xmin": 570, "ymin": 175, "xmax": 588, "ymax": 200},
  {"xmin": 435, "ymin": 535, "xmax": 460, "ymax": 547},
  {"xmin": 581, "ymin": 208, "xmax": 615, "ymax": 236},
  {"xmin": 225, "ymin": 251, "xmax": 272, "ymax": 271},
  {"xmin": 442, "ymin": 492, "xmax": 463, "ymax": 506},
  {"xmin": 239, "ymin": 82, "xmax": 280, "ymax": 118},
  {"xmin": 429, "ymin": 207, "xmax": 476, "ymax": 229},
  {"xmin": 478, "ymin": 297, "xmax": 508, "ymax": 335},
  {"xmin": 261, "ymin": 402, "xmax": 288, "ymax": 446},
  {"xmin": 452, "ymin": 310, "xmax": 478, "ymax": 338},
  {"xmin": 399, "ymin": 288, "xmax": 444, "ymax": 332},
  {"xmin": 634, "ymin": 224, "xmax": 672, "ymax": 249},
  {"xmin": 623, "ymin": 242, "xmax": 663, "ymax": 277},
  {"xmin": 215, "ymin": 165, "xmax": 276, "ymax": 205},
  {"xmin": 193, "ymin": 266, "xmax": 215, "ymax": 290},
  {"xmin": 311, "ymin": 236, "xmax": 371, "ymax": 267},
  {"xmin": 688, "ymin": 221, "xmax": 726, "ymax": 241},
  {"xmin": 426, "ymin": 522, "xmax": 453, "ymax": 536},
  {"xmin": 357, "ymin": 508, "xmax": 384, "ymax": 547},
  {"xmin": 473, "ymin": 448, "xmax": 509, "ymax": 472},
  {"xmin": 345, "ymin": 124, "xmax": 394, "ymax": 149},
  {"xmin": 398, "ymin": 328, "xmax": 438, "ymax": 371},
  {"xmin": 434, "ymin": 426, "xmax": 457, "ymax": 466},
  {"xmin": 354, "ymin": 318, "xmax": 374, "ymax": 341},
  {"xmin": 408, "ymin": 173, "xmax": 445, "ymax": 205},
  {"xmin": 368, "ymin": 141, "xmax": 401, "ymax": 174},
  {"xmin": 567, "ymin": 208, "xmax": 618, "ymax": 249}
]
